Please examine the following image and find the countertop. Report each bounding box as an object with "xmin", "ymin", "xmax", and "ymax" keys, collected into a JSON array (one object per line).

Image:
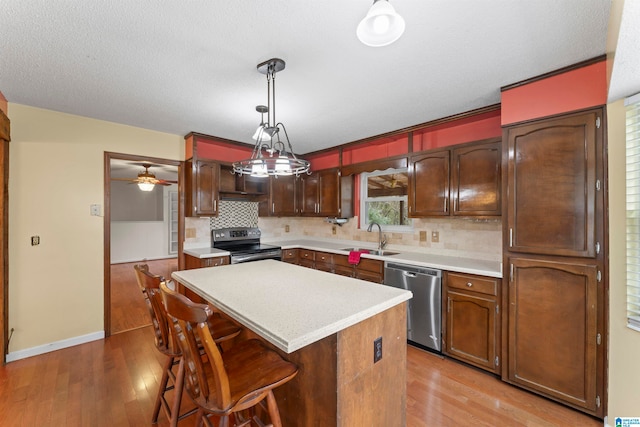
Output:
[
  {"xmin": 172, "ymin": 260, "xmax": 412, "ymax": 353},
  {"xmin": 184, "ymin": 238, "xmax": 502, "ymax": 278}
]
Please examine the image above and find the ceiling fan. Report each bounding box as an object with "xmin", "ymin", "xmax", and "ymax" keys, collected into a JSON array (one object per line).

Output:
[{"xmin": 112, "ymin": 163, "xmax": 177, "ymax": 191}]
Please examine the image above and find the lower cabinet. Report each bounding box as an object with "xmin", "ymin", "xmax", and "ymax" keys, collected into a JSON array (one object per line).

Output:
[
  {"xmin": 292, "ymin": 248, "xmax": 383, "ymax": 283},
  {"xmin": 185, "ymin": 254, "xmax": 230, "ymax": 269},
  {"xmin": 443, "ymin": 272, "xmax": 500, "ymax": 374},
  {"xmin": 281, "ymin": 248, "xmax": 299, "ymax": 264},
  {"xmin": 505, "ymin": 257, "xmax": 601, "ymax": 414}
]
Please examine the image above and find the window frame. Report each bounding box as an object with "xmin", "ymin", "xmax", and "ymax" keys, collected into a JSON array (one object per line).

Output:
[
  {"xmin": 625, "ymin": 92, "xmax": 640, "ymax": 332},
  {"xmin": 360, "ymin": 167, "xmax": 413, "ymax": 233}
]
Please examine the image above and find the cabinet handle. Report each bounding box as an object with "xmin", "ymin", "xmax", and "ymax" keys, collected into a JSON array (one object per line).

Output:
[
  {"xmin": 444, "ymin": 198, "xmax": 447, "ymax": 212},
  {"xmin": 272, "ymin": 202, "xmax": 275, "ymax": 213},
  {"xmin": 466, "ymin": 282, "xmax": 473, "ymax": 287},
  {"xmin": 509, "ymin": 228, "xmax": 513, "ymax": 247}
]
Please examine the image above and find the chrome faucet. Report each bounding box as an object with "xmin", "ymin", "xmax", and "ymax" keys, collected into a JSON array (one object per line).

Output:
[{"xmin": 367, "ymin": 221, "xmax": 387, "ymax": 251}]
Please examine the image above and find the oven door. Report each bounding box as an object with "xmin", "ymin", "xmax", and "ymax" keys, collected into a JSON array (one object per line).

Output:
[{"xmin": 230, "ymin": 249, "xmax": 282, "ymax": 264}]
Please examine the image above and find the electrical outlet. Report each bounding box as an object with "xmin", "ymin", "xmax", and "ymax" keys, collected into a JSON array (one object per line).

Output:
[
  {"xmin": 31, "ymin": 236, "xmax": 40, "ymax": 246},
  {"xmin": 419, "ymin": 231, "xmax": 427, "ymax": 242},
  {"xmin": 374, "ymin": 337, "xmax": 383, "ymax": 363},
  {"xmin": 90, "ymin": 204, "xmax": 101, "ymax": 216},
  {"xmin": 186, "ymin": 228, "xmax": 196, "ymax": 238},
  {"xmin": 285, "ymin": 224, "xmax": 290, "ymax": 233},
  {"xmin": 431, "ymin": 231, "xmax": 439, "ymax": 243},
  {"xmin": 332, "ymin": 225, "xmax": 337, "ymax": 235}
]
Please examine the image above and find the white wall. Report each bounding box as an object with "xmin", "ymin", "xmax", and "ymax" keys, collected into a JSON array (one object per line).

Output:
[
  {"xmin": 7, "ymin": 104, "xmax": 183, "ymax": 355},
  {"xmin": 110, "ymin": 183, "xmax": 177, "ymax": 263}
]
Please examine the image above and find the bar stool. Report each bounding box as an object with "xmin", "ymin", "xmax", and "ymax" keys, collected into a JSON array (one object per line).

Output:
[
  {"xmin": 133, "ymin": 264, "xmax": 241, "ymax": 426},
  {"xmin": 159, "ymin": 281, "xmax": 299, "ymax": 427}
]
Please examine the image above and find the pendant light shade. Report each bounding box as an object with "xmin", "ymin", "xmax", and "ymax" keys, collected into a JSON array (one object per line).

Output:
[
  {"xmin": 137, "ymin": 182, "xmax": 155, "ymax": 192},
  {"xmin": 357, "ymin": 0, "xmax": 405, "ymax": 47},
  {"xmin": 232, "ymin": 58, "xmax": 311, "ymax": 178}
]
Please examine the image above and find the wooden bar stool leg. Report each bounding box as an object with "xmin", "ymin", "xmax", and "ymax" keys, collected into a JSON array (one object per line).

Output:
[
  {"xmin": 169, "ymin": 357, "xmax": 185, "ymax": 427},
  {"xmin": 152, "ymin": 355, "xmax": 174, "ymax": 423},
  {"xmin": 266, "ymin": 390, "xmax": 283, "ymax": 427}
]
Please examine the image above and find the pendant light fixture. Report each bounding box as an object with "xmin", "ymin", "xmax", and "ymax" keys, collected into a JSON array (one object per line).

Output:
[
  {"xmin": 232, "ymin": 58, "xmax": 310, "ymax": 178},
  {"xmin": 357, "ymin": 0, "xmax": 406, "ymax": 47}
]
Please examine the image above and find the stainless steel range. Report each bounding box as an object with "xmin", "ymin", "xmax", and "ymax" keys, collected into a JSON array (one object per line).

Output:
[{"xmin": 212, "ymin": 227, "xmax": 282, "ymax": 264}]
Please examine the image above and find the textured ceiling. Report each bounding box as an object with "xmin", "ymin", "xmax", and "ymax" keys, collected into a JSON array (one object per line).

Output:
[{"xmin": 0, "ymin": 1, "xmax": 615, "ymax": 155}]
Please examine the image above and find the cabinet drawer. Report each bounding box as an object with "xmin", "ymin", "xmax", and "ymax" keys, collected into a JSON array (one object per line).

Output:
[
  {"xmin": 447, "ymin": 272, "xmax": 497, "ymax": 296},
  {"xmin": 315, "ymin": 251, "xmax": 333, "ymax": 264},
  {"xmin": 357, "ymin": 258, "xmax": 383, "ymax": 274},
  {"xmin": 333, "ymin": 254, "xmax": 352, "ymax": 268},
  {"xmin": 206, "ymin": 256, "xmax": 230, "ymax": 268},
  {"xmin": 282, "ymin": 249, "xmax": 298, "ymax": 260},
  {"xmin": 299, "ymin": 249, "xmax": 315, "ymax": 261}
]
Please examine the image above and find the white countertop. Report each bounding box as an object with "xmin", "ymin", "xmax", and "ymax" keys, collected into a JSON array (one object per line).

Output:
[
  {"xmin": 171, "ymin": 260, "xmax": 412, "ymax": 353},
  {"xmin": 183, "ymin": 238, "xmax": 502, "ymax": 278}
]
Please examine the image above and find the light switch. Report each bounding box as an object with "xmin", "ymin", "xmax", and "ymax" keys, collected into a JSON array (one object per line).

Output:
[
  {"xmin": 431, "ymin": 231, "xmax": 439, "ymax": 243},
  {"xmin": 90, "ymin": 204, "xmax": 101, "ymax": 216}
]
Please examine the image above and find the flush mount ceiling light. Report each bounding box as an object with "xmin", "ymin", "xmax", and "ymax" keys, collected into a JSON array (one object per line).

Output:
[
  {"xmin": 357, "ymin": 0, "xmax": 406, "ymax": 47},
  {"xmin": 233, "ymin": 58, "xmax": 311, "ymax": 178}
]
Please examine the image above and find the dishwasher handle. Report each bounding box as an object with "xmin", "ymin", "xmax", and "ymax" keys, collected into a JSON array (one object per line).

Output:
[{"xmin": 403, "ymin": 271, "xmax": 418, "ymax": 278}]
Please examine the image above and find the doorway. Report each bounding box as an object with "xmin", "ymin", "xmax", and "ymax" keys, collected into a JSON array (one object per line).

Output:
[{"xmin": 103, "ymin": 152, "xmax": 183, "ymax": 336}]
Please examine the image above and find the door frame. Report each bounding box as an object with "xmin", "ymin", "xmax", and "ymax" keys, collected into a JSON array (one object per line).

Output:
[
  {"xmin": 103, "ymin": 152, "xmax": 184, "ymax": 337},
  {"xmin": 1, "ymin": 109, "xmax": 9, "ymax": 365}
]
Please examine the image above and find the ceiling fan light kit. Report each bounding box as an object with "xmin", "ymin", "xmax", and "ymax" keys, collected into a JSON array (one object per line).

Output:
[
  {"xmin": 232, "ymin": 58, "xmax": 311, "ymax": 178},
  {"xmin": 357, "ymin": 0, "xmax": 405, "ymax": 47}
]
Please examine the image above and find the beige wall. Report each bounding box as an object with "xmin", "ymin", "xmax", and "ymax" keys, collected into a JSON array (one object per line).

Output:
[
  {"xmin": 606, "ymin": 99, "xmax": 640, "ymax": 418},
  {"xmin": 7, "ymin": 104, "xmax": 183, "ymax": 353}
]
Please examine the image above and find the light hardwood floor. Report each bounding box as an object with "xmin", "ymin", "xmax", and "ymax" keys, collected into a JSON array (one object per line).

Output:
[{"xmin": 110, "ymin": 258, "xmax": 178, "ymax": 334}]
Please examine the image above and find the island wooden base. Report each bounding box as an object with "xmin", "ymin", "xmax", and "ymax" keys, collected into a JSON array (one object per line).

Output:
[{"xmin": 241, "ymin": 303, "xmax": 407, "ymax": 426}]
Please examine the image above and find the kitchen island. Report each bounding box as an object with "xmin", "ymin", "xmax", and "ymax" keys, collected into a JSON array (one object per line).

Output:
[{"xmin": 172, "ymin": 260, "xmax": 412, "ymax": 426}]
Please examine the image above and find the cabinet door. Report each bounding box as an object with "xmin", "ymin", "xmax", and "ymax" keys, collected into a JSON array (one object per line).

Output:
[
  {"xmin": 408, "ymin": 151, "xmax": 450, "ymax": 217},
  {"xmin": 270, "ymin": 175, "xmax": 298, "ymax": 216},
  {"xmin": 300, "ymin": 173, "xmax": 319, "ymax": 216},
  {"xmin": 507, "ymin": 257, "xmax": 599, "ymax": 412},
  {"xmin": 506, "ymin": 111, "xmax": 599, "ymax": 257},
  {"xmin": 445, "ymin": 290, "xmax": 498, "ymax": 373},
  {"xmin": 192, "ymin": 160, "xmax": 219, "ymax": 216},
  {"xmin": 317, "ymin": 169, "xmax": 341, "ymax": 216},
  {"xmin": 451, "ymin": 140, "xmax": 501, "ymax": 216}
]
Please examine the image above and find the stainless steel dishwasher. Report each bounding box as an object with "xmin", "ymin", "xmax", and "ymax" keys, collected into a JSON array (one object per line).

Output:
[{"xmin": 384, "ymin": 262, "xmax": 442, "ymax": 352}]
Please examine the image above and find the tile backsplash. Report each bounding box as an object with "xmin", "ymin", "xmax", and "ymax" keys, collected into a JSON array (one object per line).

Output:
[{"xmin": 185, "ymin": 202, "xmax": 502, "ymax": 260}]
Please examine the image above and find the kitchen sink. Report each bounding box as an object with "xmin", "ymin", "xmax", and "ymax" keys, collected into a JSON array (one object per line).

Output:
[{"xmin": 340, "ymin": 247, "xmax": 399, "ymax": 256}]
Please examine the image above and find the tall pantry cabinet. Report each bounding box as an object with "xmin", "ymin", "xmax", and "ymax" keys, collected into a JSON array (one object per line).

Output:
[{"xmin": 502, "ymin": 107, "xmax": 607, "ymax": 418}]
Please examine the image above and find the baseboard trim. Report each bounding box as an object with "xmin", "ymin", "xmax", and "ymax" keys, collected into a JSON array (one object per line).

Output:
[{"xmin": 6, "ymin": 331, "xmax": 105, "ymax": 362}]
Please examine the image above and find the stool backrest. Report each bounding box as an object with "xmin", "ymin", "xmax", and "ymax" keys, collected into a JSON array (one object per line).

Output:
[
  {"xmin": 133, "ymin": 264, "xmax": 179, "ymax": 356},
  {"xmin": 159, "ymin": 281, "xmax": 232, "ymax": 410}
]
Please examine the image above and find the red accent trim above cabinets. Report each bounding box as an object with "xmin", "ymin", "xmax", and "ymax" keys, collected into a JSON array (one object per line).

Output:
[
  {"xmin": 501, "ymin": 60, "xmax": 607, "ymax": 126},
  {"xmin": 413, "ymin": 109, "xmax": 502, "ymax": 151},
  {"xmin": 196, "ymin": 141, "xmax": 252, "ymax": 162},
  {"xmin": 307, "ymin": 151, "xmax": 340, "ymax": 170},
  {"xmin": 343, "ymin": 134, "xmax": 409, "ymax": 165}
]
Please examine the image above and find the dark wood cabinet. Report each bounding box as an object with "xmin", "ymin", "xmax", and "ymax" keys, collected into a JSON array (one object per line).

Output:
[
  {"xmin": 185, "ymin": 159, "xmax": 220, "ymax": 217},
  {"xmin": 184, "ymin": 254, "xmax": 230, "ymax": 269},
  {"xmin": 451, "ymin": 140, "xmax": 501, "ymax": 216},
  {"xmin": 408, "ymin": 150, "xmax": 450, "ymax": 217},
  {"xmin": 506, "ymin": 257, "xmax": 599, "ymax": 412},
  {"xmin": 506, "ymin": 113, "xmax": 598, "ymax": 257},
  {"xmin": 294, "ymin": 249, "xmax": 383, "ymax": 283},
  {"xmin": 269, "ymin": 175, "xmax": 299, "ymax": 216},
  {"xmin": 299, "ymin": 168, "xmax": 352, "ymax": 218},
  {"xmin": 298, "ymin": 248, "xmax": 315, "ymax": 269},
  {"xmin": 409, "ymin": 138, "xmax": 502, "ymax": 218},
  {"xmin": 502, "ymin": 108, "xmax": 606, "ymax": 417},
  {"xmin": 281, "ymin": 248, "xmax": 298, "ymax": 264},
  {"xmin": 218, "ymin": 164, "xmax": 269, "ymax": 198},
  {"xmin": 444, "ymin": 272, "xmax": 500, "ymax": 373}
]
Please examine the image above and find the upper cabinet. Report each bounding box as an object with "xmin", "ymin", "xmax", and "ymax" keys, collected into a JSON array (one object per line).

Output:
[
  {"xmin": 185, "ymin": 159, "xmax": 220, "ymax": 217},
  {"xmin": 408, "ymin": 138, "xmax": 501, "ymax": 218},
  {"xmin": 300, "ymin": 168, "xmax": 351, "ymax": 217},
  {"xmin": 506, "ymin": 111, "xmax": 599, "ymax": 257},
  {"xmin": 408, "ymin": 150, "xmax": 450, "ymax": 216},
  {"xmin": 269, "ymin": 175, "xmax": 299, "ymax": 216},
  {"xmin": 451, "ymin": 140, "xmax": 501, "ymax": 216}
]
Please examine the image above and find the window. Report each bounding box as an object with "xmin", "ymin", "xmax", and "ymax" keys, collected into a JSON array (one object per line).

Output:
[
  {"xmin": 626, "ymin": 93, "xmax": 640, "ymax": 331},
  {"xmin": 360, "ymin": 168, "xmax": 412, "ymax": 232}
]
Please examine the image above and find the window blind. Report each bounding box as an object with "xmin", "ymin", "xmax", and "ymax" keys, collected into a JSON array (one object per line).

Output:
[{"xmin": 626, "ymin": 93, "xmax": 640, "ymax": 331}]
